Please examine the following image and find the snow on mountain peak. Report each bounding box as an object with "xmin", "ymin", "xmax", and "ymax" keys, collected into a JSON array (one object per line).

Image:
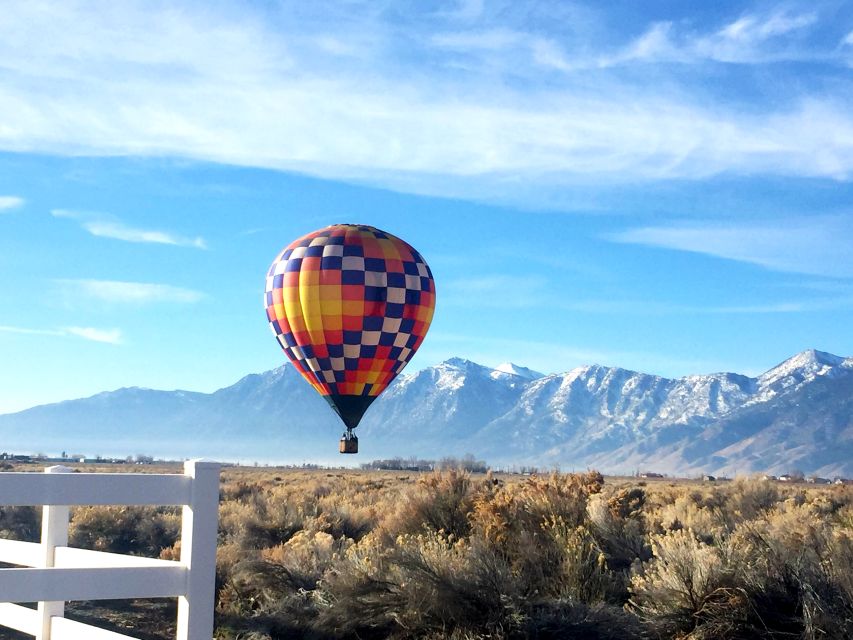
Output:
[
  {"xmin": 760, "ymin": 349, "xmax": 844, "ymax": 382},
  {"xmin": 491, "ymin": 363, "xmax": 544, "ymax": 381},
  {"xmin": 752, "ymin": 349, "xmax": 846, "ymax": 404},
  {"xmin": 787, "ymin": 349, "xmax": 843, "ymax": 367},
  {"xmin": 441, "ymin": 357, "xmax": 479, "ymax": 369},
  {"xmin": 432, "ymin": 358, "xmax": 482, "ymax": 391}
]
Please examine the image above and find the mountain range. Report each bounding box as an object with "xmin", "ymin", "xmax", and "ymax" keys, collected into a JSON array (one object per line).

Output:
[{"xmin": 0, "ymin": 349, "xmax": 850, "ymax": 476}]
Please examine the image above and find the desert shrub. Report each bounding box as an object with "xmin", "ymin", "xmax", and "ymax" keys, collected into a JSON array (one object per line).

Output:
[
  {"xmin": 830, "ymin": 528, "xmax": 853, "ymax": 601},
  {"xmin": 520, "ymin": 601, "xmax": 644, "ymax": 640},
  {"xmin": 316, "ymin": 529, "xmax": 522, "ymax": 638},
  {"xmin": 221, "ymin": 481, "xmax": 267, "ymax": 505},
  {"xmin": 513, "ymin": 471, "xmax": 604, "ymax": 531},
  {"xmin": 385, "ymin": 469, "xmax": 483, "ymax": 539},
  {"xmin": 213, "ymin": 471, "xmax": 411, "ymax": 639},
  {"xmin": 392, "ymin": 531, "xmax": 521, "ymax": 634},
  {"xmin": 214, "ymin": 542, "xmax": 259, "ymax": 614},
  {"xmin": 310, "ymin": 472, "xmax": 627, "ymax": 639},
  {"xmin": 629, "ymin": 529, "xmax": 747, "ymax": 639},
  {"xmin": 316, "ymin": 524, "xmax": 638, "ymax": 639},
  {"xmin": 649, "ymin": 493, "xmax": 726, "ymax": 543},
  {"xmin": 725, "ymin": 476, "xmax": 781, "ymax": 522},
  {"xmin": 467, "ymin": 472, "xmax": 616, "ymax": 602},
  {"xmin": 312, "ymin": 531, "xmax": 403, "ymax": 638},
  {"xmin": 215, "ymin": 533, "xmax": 334, "ymax": 640},
  {"xmin": 545, "ymin": 518, "xmax": 612, "ymax": 602},
  {"xmin": 262, "ymin": 529, "xmax": 353, "ymax": 588},
  {"xmin": 472, "ymin": 471, "xmax": 603, "ymax": 547},
  {"xmin": 219, "ymin": 491, "xmax": 303, "ymax": 550},
  {"xmin": 0, "ymin": 505, "xmax": 40, "ymax": 542},
  {"xmin": 734, "ymin": 503, "xmax": 853, "ymax": 639},
  {"xmin": 204, "ymin": 469, "xmax": 853, "ymax": 639},
  {"xmin": 631, "ymin": 492, "xmax": 853, "ymax": 640},
  {"xmin": 588, "ymin": 488, "xmax": 650, "ymax": 571},
  {"xmin": 310, "ymin": 506, "xmax": 375, "ymax": 542},
  {"xmin": 68, "ymin": 505, "xmax": 180, "ymax": 556}
]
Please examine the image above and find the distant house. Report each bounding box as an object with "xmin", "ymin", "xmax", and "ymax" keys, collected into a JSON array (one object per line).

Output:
[
  {"xmin": 762, "ymin": 474, "xmax": 778, "ymax": 481},
  {"xmin": 807, "ymin": 477, "xmax": 831, "ymax": 485},
  {"xmin": 833, "ymin": 477, "xmax": 850, "ymax": 485},
  {"xmin": 778, "ymin": 474, "xmax": 794, "ymax": 482},
  {"xmin": 703, "ymin": 475, "xmax": 716, "ymax": 482},
  {"xmin": 640, "ymin": 472, "xmax": 664, "ymax": 479}
]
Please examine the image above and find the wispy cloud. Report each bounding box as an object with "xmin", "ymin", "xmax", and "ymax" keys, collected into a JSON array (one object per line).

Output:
[
  {"xmin": 58, "ymin": 279, "xmax": 206, "ymax": 304},
  {"xmin": 0, "ymin": 196, "xmax": 24, "ymax": 211},
  {"xmin": 607, "ymin": 216, "xmax": 853, "ymax": 278},
  {"xmin": 0, "ymin": 1, "xmax": 850, "ymax": 205},
  {"xmin": 51, "ymin": 209, "xmax": 206, "ymax": 248},
  {"xmin": 603, "ymin": 9, "xmax": 820, "ymax": 67},
  {"xmin": 441, "ymin": 269, "xmax": 853, "ymax": 314},
  {"xmin": 64, "ymin": 326, "xmax": 123, "ymax": 344},
  {"xmin": 0, "ymin": 324, "xmax": 122, "ymax": 344},
  {"xmin": 0, "ymin": 325, "xmax": 64, "ymax": 337},
  {"xmin": 719, "ymin": 11, "xmax": 817, "ymax": 41}
]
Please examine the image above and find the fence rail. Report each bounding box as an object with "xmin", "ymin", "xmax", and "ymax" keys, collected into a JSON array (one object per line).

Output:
[
  {"xmin": 0, "ymin": 471, "xmax": 193, "ymax": 506},
  {"xmin": 0, "ymin": 460, "xmax": 220, "ymax": 640}
]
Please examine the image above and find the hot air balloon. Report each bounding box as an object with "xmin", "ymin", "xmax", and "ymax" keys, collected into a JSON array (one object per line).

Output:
[{"xmin": 264, "ymin": 224, "xmax": 436, "ymax": 453}]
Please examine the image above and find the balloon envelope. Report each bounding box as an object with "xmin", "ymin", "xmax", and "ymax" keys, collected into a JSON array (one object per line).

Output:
[{"xmin": 264, "ymin": 224, "xmax": 436, "ymax": 429}]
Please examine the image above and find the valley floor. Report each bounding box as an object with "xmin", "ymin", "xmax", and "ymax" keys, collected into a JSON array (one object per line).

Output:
[{"xmin": 0, "ymin": 464, "xmax": 851, "ymax": 639}]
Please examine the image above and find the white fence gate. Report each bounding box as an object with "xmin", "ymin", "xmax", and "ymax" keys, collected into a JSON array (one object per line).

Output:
[{"xmin": 0, "ymin": 460, "xmax": 220, "ymax": 640}]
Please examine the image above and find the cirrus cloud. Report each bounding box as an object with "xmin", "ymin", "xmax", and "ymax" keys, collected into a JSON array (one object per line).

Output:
[
  {"xmin": 0, "ymin": 324, "xmax": 122, "ymax": 344},
  {"xmin": 607, "ymin": 216, "xmax": 853, "ymax": 278},
  {"xmin": 64, "ymin": 326, "xmax": 123, "ymax": 344},
  {"xmin": 0, "ymin": 196, "xmax": 24, "ymax": 211},
  {"xmin": 0, "ymin": 0, "xmax": 850, "ymax": 207},
  {"xmin": 51, "ymin": 209, "xmax": 207, "ymax": 249},
  {"xmin": 57, "ymin": 279, "xmax": 206, "ymax": 304}
]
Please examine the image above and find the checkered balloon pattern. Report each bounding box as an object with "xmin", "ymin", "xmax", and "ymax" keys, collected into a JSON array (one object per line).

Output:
[{"xmin": 265, "ymin": 224, "xmax": 436, "ymax": 428}]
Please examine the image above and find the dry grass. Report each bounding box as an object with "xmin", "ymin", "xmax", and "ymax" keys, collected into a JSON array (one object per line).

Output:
[{"xmin": 0, "ymin": 466, "xmax": 851, "ymax": 639}]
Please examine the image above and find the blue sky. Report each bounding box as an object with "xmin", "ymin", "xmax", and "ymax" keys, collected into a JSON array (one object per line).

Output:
[{"xmin": 1, "ymin": 0, "xmax": 852, "ymax": 414}]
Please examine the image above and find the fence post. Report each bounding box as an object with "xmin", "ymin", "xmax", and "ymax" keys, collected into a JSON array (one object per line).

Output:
[
  {"xmin": 36, "ymin": 465, "xmax": 72, "ymax": 640},
  {"xmin": 176, "ymin": 460, "xmax": 219, "ymax": 640}
]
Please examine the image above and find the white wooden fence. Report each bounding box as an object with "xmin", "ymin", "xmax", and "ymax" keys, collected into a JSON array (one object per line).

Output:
[{"xmin": 0, "ymin": 460, "xmax": 220, "ymax": 640}]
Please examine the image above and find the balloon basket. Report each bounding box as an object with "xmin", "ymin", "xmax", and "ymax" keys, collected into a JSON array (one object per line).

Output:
[{"xmin": 339, "ymin": 432, "xmax": 358, "ymax": 454}]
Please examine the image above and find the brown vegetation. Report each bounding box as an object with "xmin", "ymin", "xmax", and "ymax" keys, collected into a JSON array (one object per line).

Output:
[{"xmin": 0, "ymin": 468, "xmax": 851, "ymax": 639}]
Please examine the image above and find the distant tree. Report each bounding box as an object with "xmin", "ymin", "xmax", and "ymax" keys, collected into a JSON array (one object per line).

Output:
[
  {"xmin": 436, "ymin": 454, "xmax": 488, "ymax": 473},
  {"xmin": 361, "ymin": 457, "xmax": 436, "ymax": 471}
]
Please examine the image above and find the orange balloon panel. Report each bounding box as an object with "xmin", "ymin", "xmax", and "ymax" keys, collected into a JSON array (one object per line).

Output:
[{"xmin": 264, "ymin": 224, "xmax": 436, "ymax": 428}]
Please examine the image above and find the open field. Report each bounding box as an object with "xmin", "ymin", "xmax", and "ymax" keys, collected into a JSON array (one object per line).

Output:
[{"xmin": 1, "ymin": 464, "xmax": 852, "ymax": 639}]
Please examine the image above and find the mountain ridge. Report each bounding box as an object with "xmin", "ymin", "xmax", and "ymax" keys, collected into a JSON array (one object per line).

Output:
[{"xmin": 0, "ymin": 348, "xmax": 850, "ymax": 476}]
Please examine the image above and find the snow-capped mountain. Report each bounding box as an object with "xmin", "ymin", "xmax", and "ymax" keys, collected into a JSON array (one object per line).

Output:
[
  {"xmin": 490, "ymin": 363, "xmax": 544, "ymax": 382},
  {"xmin": 0, "ymin": 349, "xmax": 850, "ymax": 476},
  {"xmin": 752, "ymin": 349, "xmax": 849, "ymax": 404}
]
